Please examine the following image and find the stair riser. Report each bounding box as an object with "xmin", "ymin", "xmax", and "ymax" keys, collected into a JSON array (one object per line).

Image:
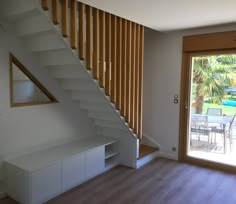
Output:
[
  {"xmin": 16, "ymin": 15, "xmax": 52, "ymax": 37},
  {"xmin": 60, "ymin": 81, "xmax": 96, "ymax": 91},
  {"xmin": 80, "ymin": 103, "xmax": 113, "ymax": 112},
  {"xmin": 26, "ymin": 33, "xmax": 66, "ymax": 52},
  {"xmin": 88, "ymin": 112, "xmax": 119, "ymax": 121},
  {"xmin": 1, "ymin": 0, "xmax": 39, "ymax": 22},
  {"xmin": 40, "ymin": 50, "xmax": 78, "ymax": 66},
  {"xmin": 49, "ymin": 68, "xmax": 88, "ymax": 79}
]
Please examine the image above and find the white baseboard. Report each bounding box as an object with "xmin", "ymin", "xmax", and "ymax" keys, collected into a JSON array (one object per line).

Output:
[{"xmin": 158, "ymin": 152, "xmax": 178, "ymax": 160}]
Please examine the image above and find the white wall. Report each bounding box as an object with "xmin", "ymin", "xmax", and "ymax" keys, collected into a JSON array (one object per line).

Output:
[
  {"xmin": 0, "ymin": 23, "xmax": 95, "ymax": 180},
  {"xmin": 143, "ymin": 23, "xmax": 236, "ymax": 159}
]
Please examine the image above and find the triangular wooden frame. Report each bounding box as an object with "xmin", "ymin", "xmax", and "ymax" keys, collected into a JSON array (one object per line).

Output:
[{"xmin": 9, "ymin": 53, "xmax": 58, "ymax": 107}]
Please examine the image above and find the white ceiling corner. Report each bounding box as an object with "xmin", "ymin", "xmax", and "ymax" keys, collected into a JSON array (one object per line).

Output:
[{"xmin": 78, "ymin": 0, "xmax": 236, "ymax": 32}]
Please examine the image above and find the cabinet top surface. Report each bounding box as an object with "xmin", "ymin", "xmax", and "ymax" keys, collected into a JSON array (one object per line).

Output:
[{"xmin": 6, "ymin": 136, "xmax": 118, "ymax": 172}]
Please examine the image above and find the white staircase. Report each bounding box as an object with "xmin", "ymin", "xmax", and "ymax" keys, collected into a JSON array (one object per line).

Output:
[
  {"xmin": 0, "ymin": 0, "xmax": 138, "ymax": 168},
  {"xmin": 0, "ymin": 181, "xmax": 7, "ymax": 199}
]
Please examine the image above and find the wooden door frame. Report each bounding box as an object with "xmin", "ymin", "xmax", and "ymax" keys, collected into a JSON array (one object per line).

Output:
[{"xmin": 178, "ymin": 30, "xmax": 236, "ymax": 174}]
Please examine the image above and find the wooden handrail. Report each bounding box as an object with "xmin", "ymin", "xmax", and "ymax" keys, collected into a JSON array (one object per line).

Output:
[{"xmin": 41, "ymin": 1, "xmax": 144, "ymax": 139}]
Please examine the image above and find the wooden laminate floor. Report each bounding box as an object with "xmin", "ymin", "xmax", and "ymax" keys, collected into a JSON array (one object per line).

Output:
[{"xmin": 1, "ymin": 158, "xmax": 236, "ymax": 204}]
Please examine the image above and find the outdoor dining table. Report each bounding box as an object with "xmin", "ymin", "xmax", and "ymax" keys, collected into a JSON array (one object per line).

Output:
[{"xmin": 192, "ymin": 114, "xmax": 233, "ymax": 153}]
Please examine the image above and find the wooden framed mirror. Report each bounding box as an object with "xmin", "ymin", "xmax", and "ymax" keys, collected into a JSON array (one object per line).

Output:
[{"xmin": 9, "ymin": 53, "xmax": 58, "ymax": 107}]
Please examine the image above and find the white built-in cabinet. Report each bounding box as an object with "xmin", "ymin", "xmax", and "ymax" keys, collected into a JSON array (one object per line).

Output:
[
  {"xmin": 62, "ymin": 153, "xmax": 85, "ymax": 192},
  {"xmin": 4, "ymin": 136, "xmax": 119, "ymax": 204},
  {"xmin": 85, "ymin": 147, "xmax": 105, "ymax": 179}
]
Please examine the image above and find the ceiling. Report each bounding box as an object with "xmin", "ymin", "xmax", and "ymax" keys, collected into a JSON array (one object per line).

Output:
[{"xmin": 78, "ymin": 0, "xmax": 236, "ymax": 31}]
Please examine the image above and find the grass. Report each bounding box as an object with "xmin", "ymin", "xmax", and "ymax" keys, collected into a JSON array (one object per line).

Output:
[{"xmin": 202, "ymin": 102, "xmax": 236, "ymax": 116}]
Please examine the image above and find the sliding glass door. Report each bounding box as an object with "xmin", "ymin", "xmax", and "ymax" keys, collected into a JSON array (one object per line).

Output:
[{"xmin": 186, "ymin": 53, "xmax": 236, "ymax": 167}]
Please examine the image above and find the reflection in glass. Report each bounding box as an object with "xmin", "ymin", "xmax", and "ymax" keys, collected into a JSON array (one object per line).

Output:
[{"xmin": 10, "ymin": 54, "xmax": 58, "ymax": 107}]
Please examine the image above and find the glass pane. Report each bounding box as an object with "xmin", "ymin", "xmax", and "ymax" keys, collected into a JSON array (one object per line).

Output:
[
  {"xmin": 12, "ymin": 63, "xmax": 50, "ymax": 104},
  {"xmin": 187, "ymin": 54, "xmax": 236, "ymax": 166},
  {"xmin": 10, "ymin": 54, "xmax": 57, "ymax": 106}
]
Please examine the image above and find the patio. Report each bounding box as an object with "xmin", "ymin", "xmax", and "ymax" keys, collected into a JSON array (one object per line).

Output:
[{"xmin": 189, "ymin": 126, "xmax": 236, "ymax": 166}]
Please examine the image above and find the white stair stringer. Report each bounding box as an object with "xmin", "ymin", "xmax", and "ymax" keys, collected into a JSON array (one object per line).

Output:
[{"xmin": 1, "ymin": 0, "xmax": 138, "ymax": 168}]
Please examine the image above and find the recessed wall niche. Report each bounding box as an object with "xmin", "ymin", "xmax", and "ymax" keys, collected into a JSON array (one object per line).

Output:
[{"xmin": 9, "ymin": 53, "xmax": 58, "ymax": 107}]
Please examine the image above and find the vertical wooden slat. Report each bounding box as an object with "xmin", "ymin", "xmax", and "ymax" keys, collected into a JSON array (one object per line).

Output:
[
  {"xmin": 78, "ymin": 2, "xmax": 85, "ymax": 59},
  {"xmin": 61, "ymin": 0, "xmax": 69, "ymax": 37},
  {"xmin": 86, "ymin": 6, "xmax": 93, "ymax": 69},
  {"xmin": 93, "ymin": 8, "xmax": 99, "ymax": 79},
  {"xmin": 111, "ymin": 15, "xmax": 117, "ymax": 103},
  {"xmin": 99, "ymin": 11, "xmax": 106, "ymax": 88},
  {"xmin": 130, "ymin": 23, "xmax": 136, "ymax": 129},
  {"xmin": 52, "ymin": 0, "xmax": 60, "ymax": 25},
  {"xmin": 138, "ymin": 25, "xmax": 144, "ymax": 139},
  {"xmin": 42, "ymin": 0, "xmax": 49, "ymax": 10},
  {"xmin": 70, "ymin": 0, "xmax": 77, "ymax": 49},
  {"xmin": 134, "ymin": 24, "xmax": 140, "ymax": 135},
  {"xmin": 116, "ymin": 18, "xmax": 122, "ymax": 110},
  {"xmin": 105, "ymin": 13, "xmax": 111, "ymax": 96},
  {"xmin": 121, "ymin": 19, "xmax": 127, "ymax": 116},
  {"xmin": 125, "ymin": 21, "xmax": 132, "ymax": 122}
]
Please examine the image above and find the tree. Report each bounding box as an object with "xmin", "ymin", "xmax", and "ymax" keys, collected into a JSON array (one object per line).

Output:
[{"xmin": 192, "ymin": 55, "xmax": 236, "ymax": 114}]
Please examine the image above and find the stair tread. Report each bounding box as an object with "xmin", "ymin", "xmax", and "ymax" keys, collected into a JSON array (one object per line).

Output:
[{"xmin": 139, "ymin": 144, "xmax": 159, "ymax": 159}]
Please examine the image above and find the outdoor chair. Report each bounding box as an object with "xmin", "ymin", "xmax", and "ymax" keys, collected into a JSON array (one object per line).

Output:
[
  {"xmin": 206, "ymin": 108, "xmax": 222, "ymax": 116},
  {"xmin": 211, "ymin": 114, "xmax": 236, "ymax": 152},
  {"xmin": 190, "ymin": 114, "xmax": 212, "ymax": 150},
  {"xmin": 207, "ymin": 107, "xmax": 223, "ymax": 130}
]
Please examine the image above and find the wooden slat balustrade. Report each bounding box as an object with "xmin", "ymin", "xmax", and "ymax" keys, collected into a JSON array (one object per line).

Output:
[
  {"xmin": 105, "ymin": 13, "xmax": 111, "ymax": 96},
  {"xmin": 135, "ymin": 24, "xmax": 140, "ymax": 135},
  {"xmin": 42, "ymin": 0, "xmax": 49, "ymax": 10},
  {"xmin": 41, "ymin": 1, "xmax": 144, "ymax": 139},
  {"xmin": 116, "ymin": 18, "xmax": 122, "ymax": 110},
  {"xmin": 61, "ymin": 0, "xmax": 69, "ymax": 37},
  {"xmin": 121, "ymin": 19, "xmax": 127, "ymax": 117},
  {"xmin": 126, "ymin": 21, "xmax": 132, "ymax": 122},
  {"xmin": 99, "ymin": 10, "xmax": 106, "ymax": 88},
  {"xmin": 52, "ymin": 0, "xmax": 59, "ymax": 24},
  {"xmin": 78, "ymin": 2, "xmax": 85, "ymax": 59},
  {"xmin": 130, "ymin": 23, "xmax": 136, "ymax": 129},
  {"xmin": 86, "ymin": 6, "xmax": 93, "ymax": 69},
  {"xmin": 139, "ymin": 26, "xmax": 144, "ymax": 136},
  {"xmin": 93, "ymin": 8, "xmax": 99, "ymax": 79},
  {"xmin": 111, "ymin": 15, "xmax": 117, "ymax": 103},
  {"xmin": 70, "ymin": 0, "xmax": 77, "ymax": 49}
]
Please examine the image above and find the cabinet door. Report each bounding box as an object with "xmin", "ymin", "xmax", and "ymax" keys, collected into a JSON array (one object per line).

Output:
[
  {"xmin": 62, "ymin": 153, "xmax": 85, "ymax": 192},
  {"xmin": 86, "ymin": 147, "xmax": 105, "ymax": 179},
  {"xmin": 31, "ymin": 162, "xmax": 61, "ymax": 204}
]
